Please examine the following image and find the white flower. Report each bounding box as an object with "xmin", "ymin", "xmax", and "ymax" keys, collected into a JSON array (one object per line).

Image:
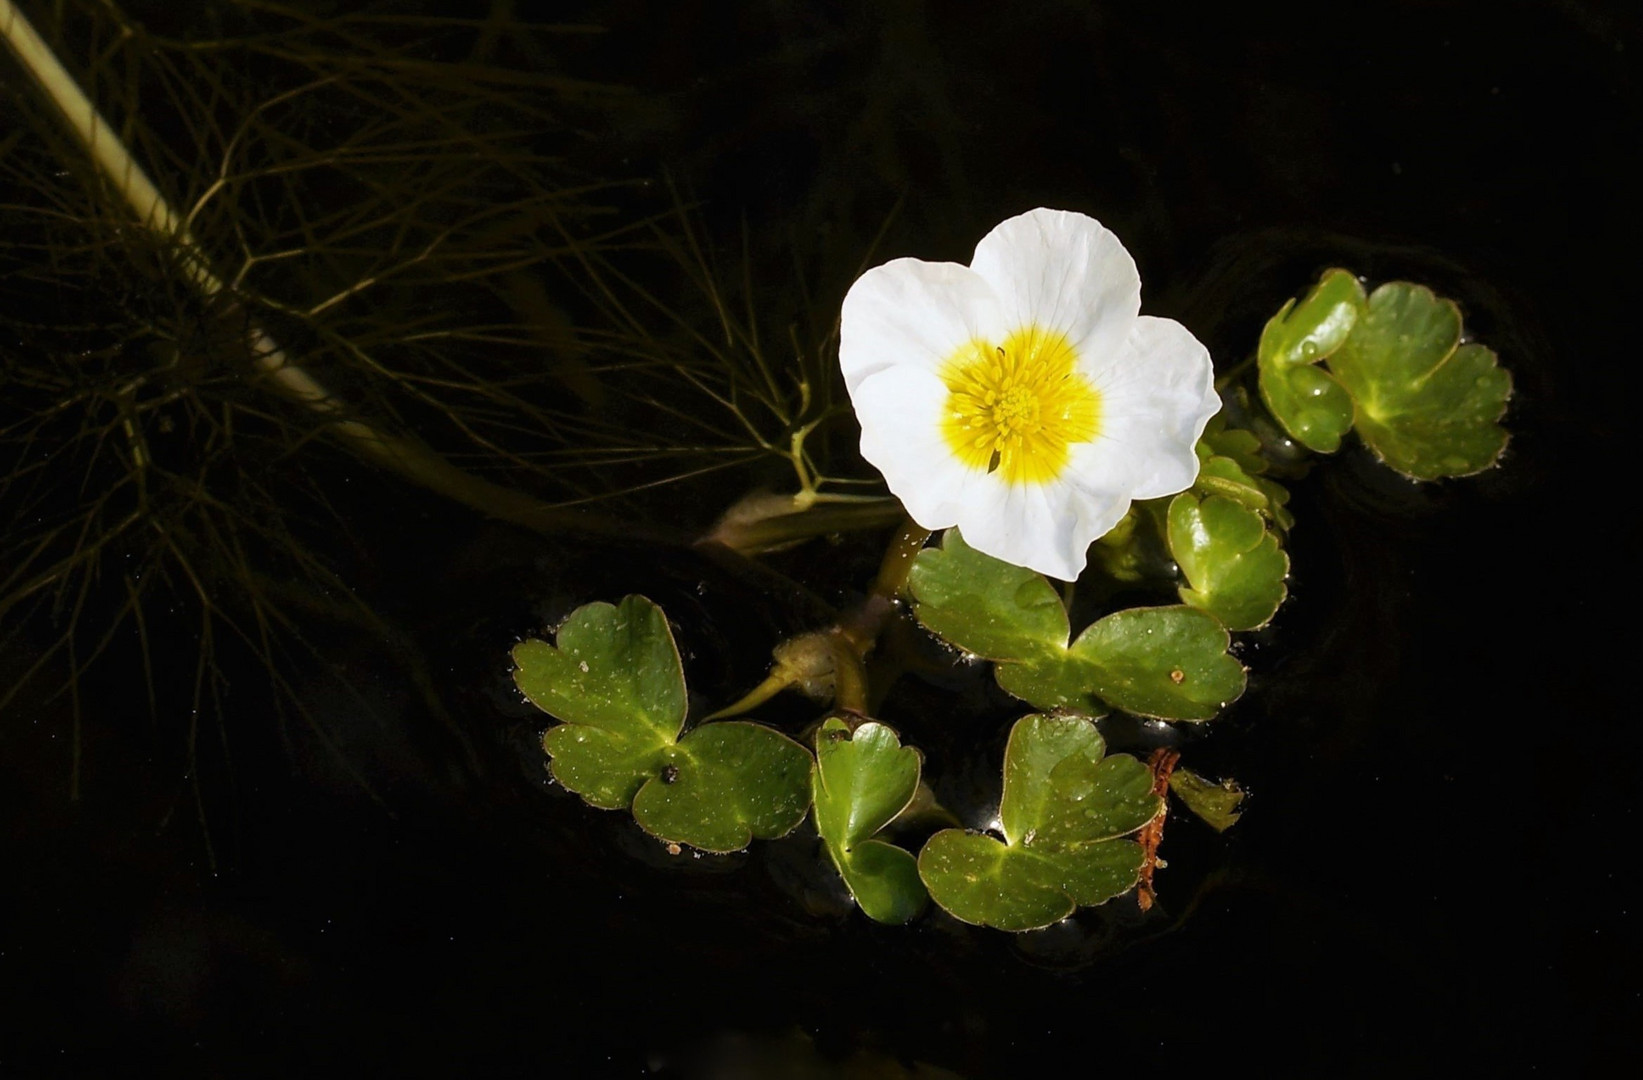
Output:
[{"xmin": 839, "ymin": 208, "xmax": 1221, "ymax": 581}]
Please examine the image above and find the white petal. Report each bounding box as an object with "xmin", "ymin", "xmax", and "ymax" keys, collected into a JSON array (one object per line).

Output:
[
  {"xmin": 839, "ymin": 212, "xmax": 1217, "ymax": 584},
  {"xmin": 850, "ymin": 365, "xmax": 991, "ymax": 530},
  {"xmin": 1081, "ymin": 315, "xmax": 1220, "ymax": 500},
  {"xmin": 838, "ymin": 258, "xmax": 1007, "ymax": 394},
  {"xmin": 954, "ymin": 474, "xmax": 1126, "ymax": 582},
  {"xmin": 969, "ymin": 208, "xmax": 1140, "ymax": 363}
]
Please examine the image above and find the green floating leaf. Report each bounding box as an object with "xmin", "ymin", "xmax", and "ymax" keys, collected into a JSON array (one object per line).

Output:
[
  {"xmin": 1168, "ymin": 491, "xmax": 1289, "ymax": 631},
  {"xmin": 918, "ymin": 715, "xmax": 1160, "ymax": 931},
  {"xmin": 514, "ymin": 595, "xmax": 811, "ymax": 853},
  {"xmin": 812, "ymin": 719, "xmax": 928, "ymax": 924},
  {"xmin": 515, "ymin": 595, "xmax": 684, "ymax": 809},
  {"xmin": 1256, "ymin": 476, "xmax": 1295, "ymax": 533},
  {"xmin": 1193, "ymin": 450, "xmax": 1295, "ymax": 534},
  {"xmin": 1326, "ymin": 281, "xmax": 1512, "ymax": 479},
  {"xmin": 630, "ymin": 723, "xmax": 814, "ymax": 853},
  {"xmin": 1168, "ymin": 768, "xmax": 1245, "ymax": 832},
  {"xmin": 908, "ymin": 528, "xmax": 1067, "ymax": 661},
  {"xmin": 1198, "ymin": 417, "xmax": 1270, "ymax": 479},
  {"xmin": 1193, "ymin": 452, "xmax": 1271, "ymax": 514},
  {"xmin": 909, "ymin": 530, "xmax": 1246, "ymax": 721},
  {"xmin": 995, "ymin": 607, "xmax": 1245, "ymax": 722},
  {"xmin": 1257, "ymin": 268, "xmax": 1365, "ymax": 453}
]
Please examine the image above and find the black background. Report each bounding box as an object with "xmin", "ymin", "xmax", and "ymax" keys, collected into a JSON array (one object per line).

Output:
[{"xmin": 3, "ymin": 1, "xmax": 1639, "ymax": 1076}]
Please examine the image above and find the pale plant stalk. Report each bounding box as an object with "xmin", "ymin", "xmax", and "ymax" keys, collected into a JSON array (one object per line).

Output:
[
  {"xmin": 0, "ymin": 0, "xmax": 665, "ymax": 543},
  {"xmin": 1, "ymin": 0, "xmax": 896, "ymax": 554},
  {"xmin": 1, "ymin": 0, "xmax": 329, "ymax": 408}
]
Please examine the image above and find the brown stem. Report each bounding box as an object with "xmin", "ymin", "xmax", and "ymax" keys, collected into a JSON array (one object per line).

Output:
[{"xmin": 1136, "ymin": 747, "xmax": 1181, "ymax": 913}]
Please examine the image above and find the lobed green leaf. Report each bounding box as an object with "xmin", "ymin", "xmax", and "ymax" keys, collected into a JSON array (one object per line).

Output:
[
  {"xmin": 909, "ymin": 530, "xmax": 1246, "ymax": 722},
  {"xmin": 917, "ymin": 716, "xmax": 1159, "ymax": 931},
  {"xmin": 998, "ymin": 715, "xmax": 1157, "ymax": 848},
  {"xmin": 1326, "ymin": 282, "xmax": 1512, "ymax": 479},
  {"xmin": 1256, "ymin": 268, "xmax": 1365, "ymax": 452},
  {"xmin": 1168, "ymin": 768, "xmax": 1246, "ymax": 832},
  {"xmin": 905, "ymin": 530, "xmax": 1068, "ymax": 662},
  {"xmin": 1198, "ymin": 418, "xmax": 1270, "ymax": 478},
  {"xmin": 513, "ymin": 595, "xmax": 686, "ymax": 740},
  {"xmin": 1168, "ymin": 492, "xmax": 1290, "ymax": 631},
  {"xmin": 812, "ymin": 719, "xmax": 928, "ymax": 924},
  {"xmin": 631, "ymin": 722, "xmax": 813, "ymax": 853},
  {"xmin": 1001, "ymin": 606, "xmax": 1246, "ymax": 721},
  {"xmin": 514, "ymin": 595, "xmax": 811, "ymax": 852},
  {"xmin": 1193, "ymin": 454, "xmax": 1273, "ymax": 515}
]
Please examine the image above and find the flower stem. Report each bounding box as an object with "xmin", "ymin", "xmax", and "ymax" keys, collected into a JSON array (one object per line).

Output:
[
  {"xmin": 871, "ymin": 516, "xmax": 934, "ymax": 601},
  {"xmin": 837, "ymin": 514, "xmax": 929, "ymax": 652},
  {"xmin": 699, "ymin": 667, "xmax": 794, "ymax": 722}
]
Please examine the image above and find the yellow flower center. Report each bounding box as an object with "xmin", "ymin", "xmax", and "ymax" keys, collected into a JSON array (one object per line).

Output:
[{"xmin": 940, "ymin": 326, "xmax": 1101, "ymax": 485}]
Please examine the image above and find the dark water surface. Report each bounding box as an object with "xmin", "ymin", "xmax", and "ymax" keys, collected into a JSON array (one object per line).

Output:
[{"xmin": 3, "ymin": 1, "xmax": 1639, "ymax": 1075}]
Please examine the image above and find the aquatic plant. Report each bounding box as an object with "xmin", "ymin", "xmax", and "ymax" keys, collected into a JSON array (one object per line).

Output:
[
  {"xmin": 2, "ymin": 2, "xmax": 1511, "ymax": 927},
  {"xmin": 514, "ymin": 220, "xmax": 1511, "ymax": 929}
]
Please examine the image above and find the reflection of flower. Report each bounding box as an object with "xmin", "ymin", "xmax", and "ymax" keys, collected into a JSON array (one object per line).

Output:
[{"xmin": 840, "ymin": 208, "xmax": 1220, "ymax": 580}]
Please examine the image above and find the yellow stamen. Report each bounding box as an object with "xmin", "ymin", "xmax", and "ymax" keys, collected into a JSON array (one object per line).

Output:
[{"xmin": 939, "ymin": 326, "xmax": 1101, "ymax": 485}]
